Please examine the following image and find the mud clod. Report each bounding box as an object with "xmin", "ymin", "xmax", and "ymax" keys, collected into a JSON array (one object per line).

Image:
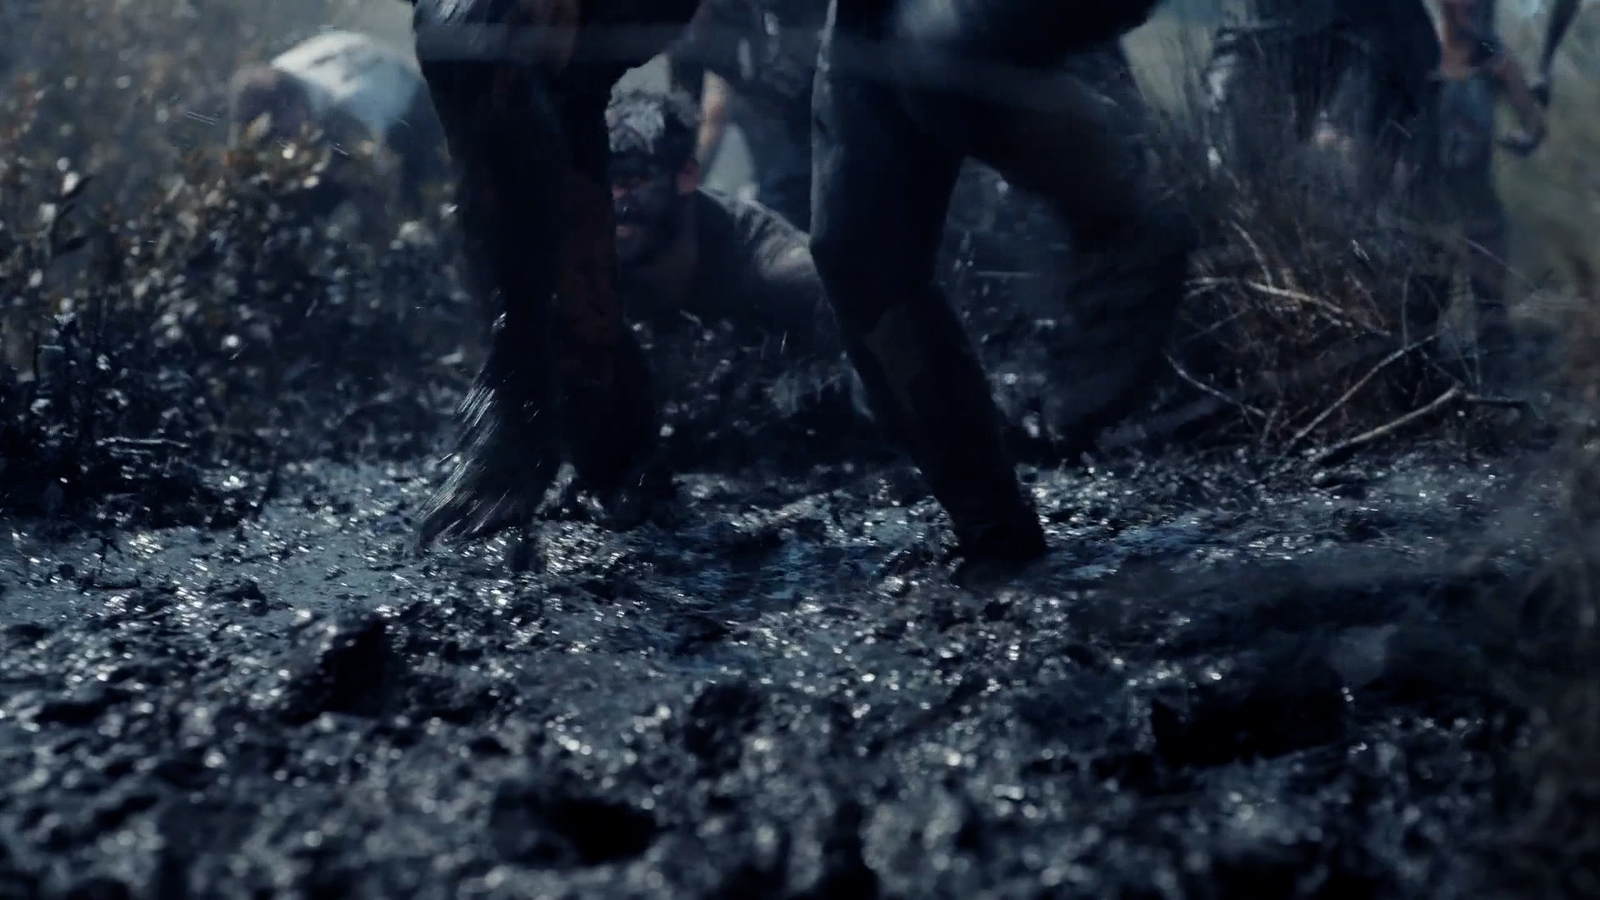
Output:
[
  {"xmin": 278, "ymin": 613, "xmax": 395, "ymax": 724},
  {"xmin": 488, "ymin": 782, "xmax": 660, "ymax": 867},
  {"xmin": 1151, "ymin": 652, "xmax": 1348, "ymax": 768}
]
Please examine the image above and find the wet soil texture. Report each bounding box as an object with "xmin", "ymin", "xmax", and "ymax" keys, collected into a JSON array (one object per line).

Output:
[{"xmin": 0, "ymin": 447, "xmax": 1544, "ymax": 900}]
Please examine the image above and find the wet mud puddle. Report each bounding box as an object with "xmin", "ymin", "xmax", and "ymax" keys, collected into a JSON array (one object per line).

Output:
[{"xmin": 0, "ymin": 452, "xmax": 1549, "ymax": 898}]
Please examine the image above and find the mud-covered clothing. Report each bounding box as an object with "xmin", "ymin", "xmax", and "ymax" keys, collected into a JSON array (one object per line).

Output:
[
  {"xmin": 811, "ymin": 0, "xmax": 1185, "ymax": 562},
  {"xmin": 410, "ymin": 0, "xmax": 703, "ymax": 544},
  {"xmin": 670, "ymin": 0, "xmax": 829, "ymax": 229},
  {"xmin": 240, "ymin": 31, "xmax": 449, "ymax": 202},
  {"xmin": 623, "ymin": 189, "xmax": 830, "ymax": 353},
  {"xmin": 1417, "ymin": 38, "xmax": 1516, "ymax": 363},
  {"xmin": 1204, "ymin": 0, "xmax": 1441, "ymax": 192},
  {"xmin": 624, "ymin": 190, "xmax": 863, "ymax": 462}
]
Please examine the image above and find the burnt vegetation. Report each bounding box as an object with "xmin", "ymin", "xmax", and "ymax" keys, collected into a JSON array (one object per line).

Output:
[{"xmin": 1, "ymin": 2, "xmax": 1598, "ymax": 899}]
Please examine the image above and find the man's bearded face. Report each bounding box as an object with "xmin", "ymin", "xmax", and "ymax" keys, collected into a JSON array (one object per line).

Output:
[{"xmin": 612, "ymin": 159, "xmax": 688, "ymax": 268}]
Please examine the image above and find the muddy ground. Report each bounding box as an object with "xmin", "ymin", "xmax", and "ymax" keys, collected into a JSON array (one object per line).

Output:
[
  {"xmin": 0, "ymin": 45, "xmax": 1571, "ymax": 896},
  {"xmin": 0, "ymin": 421, "xmax": 1554, "ymax": 899}
]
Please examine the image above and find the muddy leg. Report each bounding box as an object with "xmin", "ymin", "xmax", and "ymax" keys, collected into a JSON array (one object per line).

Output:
[
  {"xmin": 551, "ymin": 88, "xmax": 660, "ymax": 514},
  {"xmin": 1203, "ymin": 30, "xmax": 1277, "ymax": 173},
  {"xmin": 410, "ymin": 40, "xmax": 565, "ymax": 545},
  {"xmin": 893, "ymin": 34, "xmax": 1191, "ymax": 451},
  {"xmin": 811, "ymin": 1, "xmax": 1045, "ymax": 562},
  {"xmin": 411, "ymin": 0, "xmax": 654, "ymax": 544}
]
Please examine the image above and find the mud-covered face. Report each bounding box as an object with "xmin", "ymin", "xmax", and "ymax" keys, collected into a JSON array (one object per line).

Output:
[{"xmin": 611, "ymin": 159, "xmax": 690, "ymax": 268}]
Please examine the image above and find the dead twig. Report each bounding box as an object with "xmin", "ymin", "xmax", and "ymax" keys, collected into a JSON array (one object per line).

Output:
[
  {"xmin": 1242, "ymin": 280, "xmax": 1361, "ymax": 325},
  {"xmin": 1462, "ymin": 392, "xmax": 1534, "ymax": 410},
  {"xmin": 1312, "ymin": 385, "xmax": 1464, "ymax": 467},
  {"xmin": 1165, "ymin": 353, "xmax": 1264, "ymax": 420}
]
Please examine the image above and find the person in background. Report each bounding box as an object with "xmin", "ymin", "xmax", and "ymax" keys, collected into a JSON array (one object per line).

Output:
[
  {"xmin": 668, "ymin": 0, "xmax": 829, "ymax": 230},
  {"xmin": 1420, "ymin": 0, "xmax": 1547, "ymax": 384},
  {"xmin": 1533, "ymin": 0, "xmax": 1584, "ymax": 103},
  {"xmin": 228, "ymin": 29, "xmax": 448, "ymax": 208},
  {"xmin": 1202, "ymin": 0, "xmax": 1442, "ymax": 196},
  {"xmin": 608, "ymin": 89, "xmax": 833, "ymax": 359}
]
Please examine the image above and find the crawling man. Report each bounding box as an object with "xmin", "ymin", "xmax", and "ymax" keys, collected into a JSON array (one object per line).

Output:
[
  {"xmin": 606, "ymin": 88, "xmax": 860, "ymax": 465},
  {"xmin": 608, "ymin": 89, "xmax": 832, "ymax": 364},
  {"xmin": 228, "ymin": 29, "xmax": 449, "ymax": 207}
]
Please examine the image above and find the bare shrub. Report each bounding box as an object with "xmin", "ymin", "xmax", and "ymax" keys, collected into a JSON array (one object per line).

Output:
[
  {"xmin": 1116, "ymin": 29, "xmax": 1487, "ymax": 459},
  {"xmin": 0, "ymin": 95, "xmax": 473, "ymax": 525}
]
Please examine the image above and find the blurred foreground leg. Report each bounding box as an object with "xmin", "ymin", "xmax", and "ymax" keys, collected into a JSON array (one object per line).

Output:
[
  {"xmin": 412, "ymin": 0, "xmax": 655, "ymax": 545},
  {"xmin": 811, "ymin": 0, "xmax": 1046, "ymax": 562},
  {"xmin": 893, "ymin": 1, "xmax": 1192, "ymax": 453}
]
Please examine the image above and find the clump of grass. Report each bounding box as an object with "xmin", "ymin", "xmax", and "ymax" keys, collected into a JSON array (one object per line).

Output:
[{"xmin": 1108, "ymin": 25, "xmax": 1489, "ymax": 459}]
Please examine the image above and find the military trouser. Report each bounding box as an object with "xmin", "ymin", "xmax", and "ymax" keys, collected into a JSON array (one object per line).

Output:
[
  {"xmin": 1423, "ymin": 162, "xmax": 1515, "ymax": 378},
  {"xmin": 411, "ymin": 0, "xmax": 683, "ymax": 544},
  {"xmin": 810, "ymin": 0, "xmax": 1185, "ymax": 562}
]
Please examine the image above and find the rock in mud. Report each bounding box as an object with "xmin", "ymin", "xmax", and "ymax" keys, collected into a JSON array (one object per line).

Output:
[
  {"xmin": 277, "ymin": 612, "xmax": 396, "ymax": 724},
  {"xmin": 488, "ymin": 780, "xmax": 660, "ymax": 868}
]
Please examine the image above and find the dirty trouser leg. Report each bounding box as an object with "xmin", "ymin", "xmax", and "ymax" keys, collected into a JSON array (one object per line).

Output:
[
  {"xmin": 551, "ymin": 79, "xmax": 662, "ymax": 508},
  {"xmin": 888, "ymin": 0, "xmax": 1162, "ymax": 69},
  {"xmin": 1203, "ymin": 28, "xmax": 1302, "ymax": 175},
  {"xmin": 811, "ymin": 0, "xmax": 1045, "ymax": 561},
  {"xmin": 412, "ymin": 1, "xmax": 656, "ymax": 545},
  {"xmin": 891, "ymin": 4, "xmax": 1192, "ymax": 452}
]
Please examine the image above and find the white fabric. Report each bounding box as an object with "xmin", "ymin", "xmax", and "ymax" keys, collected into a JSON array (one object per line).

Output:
[{"xmin": 271, "ymin": 30, "xmax": 422, "ymax": 141}]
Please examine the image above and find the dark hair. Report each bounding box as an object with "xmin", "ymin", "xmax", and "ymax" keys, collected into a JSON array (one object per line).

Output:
[
  {"xmin": 606, "ymin": 89, "xmax": 700, "ymax": 174},
  {"xmin": 228, "ymin": 65, "xmax": 310, "ymax": 137}
]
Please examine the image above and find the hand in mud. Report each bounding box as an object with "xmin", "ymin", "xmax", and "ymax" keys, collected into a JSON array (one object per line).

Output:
[{"xmin": 1499, "ymin": 128, "xmax": 1545, "ymax": 157}]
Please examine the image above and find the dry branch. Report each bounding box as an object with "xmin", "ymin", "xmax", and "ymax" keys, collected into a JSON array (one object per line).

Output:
[
  {"xmin": 1311, "ymin": 386, "xmax": 1465, "ymax": 467},
  {"xmin": 1283, "ymin": 335, "xmax": 1438, "ymax": 453}
]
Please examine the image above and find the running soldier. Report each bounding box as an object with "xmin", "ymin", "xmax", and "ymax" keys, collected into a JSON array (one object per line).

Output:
[
  {"xmin": 228, "ymin": 30, "xmax": 449, "ymax": 208},
  {"xmin": 1420, "ymin": 0, "xmax": 1547, "ymax": 381},
  {"xmin": 668, "ymin": 0, "xmax": 829, "ymax": 230},
  {"xmin": 1203, "ymin": 0, "xmax": 1442, "ymax": 194},
  {"xmin": 811, "ymin": 0, "xmax": 1188, "ymax": 571}
]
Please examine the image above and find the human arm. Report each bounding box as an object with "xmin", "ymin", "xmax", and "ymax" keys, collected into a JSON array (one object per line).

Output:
[
  {"xmin": 696, "ymin": 71, "xmax": 732, "ymax": 167},
  {"xmin": 1491, "ymin": 51, "xmax": 1548, "ymax": 156}
]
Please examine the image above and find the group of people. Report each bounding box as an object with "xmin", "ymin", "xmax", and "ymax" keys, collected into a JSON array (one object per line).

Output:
[
  {"xmin": 1205, "ymin": 0, "xmax": 1559, "ymax": 379},
  {"xmin": 223, "ymin": 0, "xmax": 1586, "ymax": 580}
]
